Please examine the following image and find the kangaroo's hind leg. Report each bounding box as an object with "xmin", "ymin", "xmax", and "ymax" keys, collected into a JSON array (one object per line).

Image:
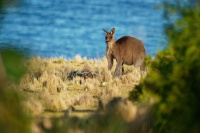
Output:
[
  {"xmin": 134, "ymin": 58, "xmax": 146, "ymax": 76},
  {"xmin": 122, "ymin": 62, "xmax": 124, "ymax": 74},
  {"xmin": 134, "ymin": 58, "xmax": 144, "ymax": 70}
]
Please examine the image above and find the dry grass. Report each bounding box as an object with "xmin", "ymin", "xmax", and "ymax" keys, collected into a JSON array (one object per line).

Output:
[
  {"xmin": 19, "ymin": 55, "xmax": 145, "ymax": 118},
  {"xmin": 13, "ymin": 55, "xmax": 151, "ymax": 133},
  {"xmin": 105, "ymin": 97, "xmax": 138, "ymax": 122}
]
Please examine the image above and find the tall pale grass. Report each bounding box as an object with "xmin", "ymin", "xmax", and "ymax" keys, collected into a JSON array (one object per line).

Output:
[{"xmin": 20, "ymin": 55, "xmax": 145, "ymax": 115}]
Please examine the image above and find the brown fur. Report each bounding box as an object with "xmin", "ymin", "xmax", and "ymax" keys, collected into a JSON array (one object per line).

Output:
[{"xmin": 103, "ymin": 28, "xmax": 146, "ymax": 76}]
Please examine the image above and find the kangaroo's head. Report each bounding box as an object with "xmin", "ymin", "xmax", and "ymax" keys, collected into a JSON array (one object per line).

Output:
[{"xmin": 103, "ymin": 28, "xmax": 115, "ymax": 45}]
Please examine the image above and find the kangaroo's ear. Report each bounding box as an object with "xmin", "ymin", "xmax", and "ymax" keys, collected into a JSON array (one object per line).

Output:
[
  {"xmin": 103, "ymin": 29, "xmax": 108, "ymax": 34},
  {"xmin": 111, "ymin": 28, "xmax": 115, "ymax": 34}
]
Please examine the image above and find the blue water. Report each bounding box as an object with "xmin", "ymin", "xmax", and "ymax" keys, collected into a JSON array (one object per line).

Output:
[{"xmin": 0, "ymin": 0, "xmax": 166, "ymax": 59}]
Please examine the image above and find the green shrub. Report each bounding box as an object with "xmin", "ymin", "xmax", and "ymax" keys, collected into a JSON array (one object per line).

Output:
[
  {"xmin": 0, "ymin": 49, "xmax": 31, "ymax": 133},
  {"xmin": 130, "ymin": 0, "xmax": 200, "ymax": 132}
]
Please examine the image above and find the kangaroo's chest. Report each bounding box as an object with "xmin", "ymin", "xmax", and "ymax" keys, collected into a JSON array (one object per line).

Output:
[{"xmin": 109, "ymin": 49, "xmax": 118, "ymax": 60}]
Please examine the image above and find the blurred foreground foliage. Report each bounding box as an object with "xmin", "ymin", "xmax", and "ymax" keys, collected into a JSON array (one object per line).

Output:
[
  {"xmin": 0, "ymin": 49, "xmax": 26, "ymax": 83},
  {"xmin": 0, "ymin": 1, "xmax": 31, "ymax": 133},
  {"xmin": 130, "ymin": 0, "xmax": 200, "ymax": 132},
  {"xmin": 0, "ymin": 49, "xmax": 31, "ymax": 133}
]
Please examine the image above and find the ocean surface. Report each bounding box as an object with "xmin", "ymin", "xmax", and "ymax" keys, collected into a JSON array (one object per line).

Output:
[{"xmin": 0, "ymin": 0, "xmax": 166, "ymax": 59}]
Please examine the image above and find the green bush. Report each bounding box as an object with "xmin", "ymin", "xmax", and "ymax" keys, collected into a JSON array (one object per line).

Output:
[
  {"xmin": 0, "ymin": 50, "xmax": 31, "ymax": 133},
  {"xmin": 130, "ymin": 0, "xmax": 200, "ymax": 132}
]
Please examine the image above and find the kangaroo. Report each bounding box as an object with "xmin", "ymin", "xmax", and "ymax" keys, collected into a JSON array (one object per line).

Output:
[{"xmin": 103, "ymin": 28, "xmax": 146, "ymax": 76}]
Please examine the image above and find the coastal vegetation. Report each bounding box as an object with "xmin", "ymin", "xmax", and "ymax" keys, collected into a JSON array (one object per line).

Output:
[
  {"xmin": 0, "ymin": 0, "xmax": 200, "ymax": 132},
  {"xmin": 0, "ymin": 53, "xmax": 146, "ymax": 132}
]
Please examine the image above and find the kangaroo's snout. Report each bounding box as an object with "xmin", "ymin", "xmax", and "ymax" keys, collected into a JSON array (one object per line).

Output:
[{"xmin": 105, "ymin": 37, "xmax": 110, "ymax": 43}]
